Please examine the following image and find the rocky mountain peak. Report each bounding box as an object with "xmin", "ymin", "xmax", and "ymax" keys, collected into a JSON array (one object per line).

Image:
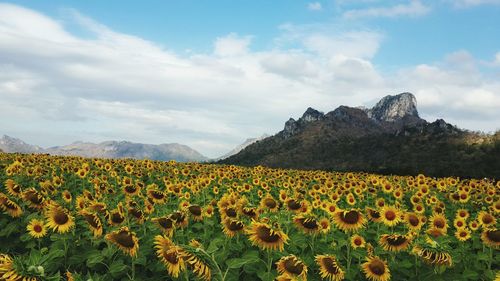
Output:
[
  {"xmin": 300, "ymin": 107, "xmax": 324, "ymax": 123},
  {"xmin": 367, "ymin": 92, "xmax": 419, "ymax": 122}
]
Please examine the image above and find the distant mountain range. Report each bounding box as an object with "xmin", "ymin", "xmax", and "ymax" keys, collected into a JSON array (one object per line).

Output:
[
  {"xmin": 215, "ymin": 134, "xmax": 270, "ymax": 161},
  {"xmin": 220, "ymin": 93, "xmax": 500, "ymax": 178},
  {"xmin": 0, "ymin": 135, "xmax": 208, "ymax": 162}
]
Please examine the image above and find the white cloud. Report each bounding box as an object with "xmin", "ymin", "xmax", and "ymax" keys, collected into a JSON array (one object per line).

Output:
[
  {"xmin": 449, "ymin": 0, "xmax": 500, "ymax": 8},
  {"xmin": 308, "ymin": 2, "xmax": 323, "ymax": 11},
  {"xmin": 0, "ymin": 3, "xmax": 499, "ymax": 158},
  {"xmin": 214, "ymin": 33, "xmax": 252, "ymax": 57},
  {"xmin": 343, "ymin": 0, "xmax": 431, "ymax": 19}
]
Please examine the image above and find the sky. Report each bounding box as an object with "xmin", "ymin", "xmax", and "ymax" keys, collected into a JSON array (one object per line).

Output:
[{"xmin": 0, "ymin": 0, "xmax": 499, "ymax": 158}]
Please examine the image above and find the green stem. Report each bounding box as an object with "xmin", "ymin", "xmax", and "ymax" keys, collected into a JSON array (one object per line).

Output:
[
  {"xmin": 266, "ymin": 250, "xmax": 273, "ymax": 275},
  {"xmin": 130, "ymin": 257, "xmax": 135, "ymax": 280},
  {"xmin": 346, "ymin": 244, "xmax": 351, "ymax": 275}
]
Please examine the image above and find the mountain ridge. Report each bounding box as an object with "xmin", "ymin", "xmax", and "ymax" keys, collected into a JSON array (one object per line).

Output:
[
  {"xmin": 220, "ymin": 93, "xmax": 500, "ymax": 178},
  {"xmin": 0, "ymin": 135, "xmax": 208, "ymax": 162}
]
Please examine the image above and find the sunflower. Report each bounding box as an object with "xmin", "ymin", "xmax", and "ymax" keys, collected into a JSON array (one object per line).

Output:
[
  {"xmin": 105, "ymin": 227, "xmax": 139, "ymax": 257},
  {"xmin": 469, "ymin": 220, "xmax": 480, "ymax": 231},
  {"xmin": 453, "ymin": 218, "xmax": 467, "ymax": 229},
  {"xmin": 481, "ymin": 229, "xmax": 500, "ymax": 248},
  {"xmin": 204, "ymin": 205, "xmax": 215, "ymax": 218},
  {"xmin": 455, "ymin": 228, "xmax": 471, "ymax": 242},
  {"xmin": 5, "ymin": 179, "xmax": 22, "ymax": 197},
  {"xmin": 170, "ymin": 211, "xmax": 188, "ymax": 228},
  {"xmin": 246, "ymin": 221, "xmax": 288, "ymax": 251},
  {"xmin": 187, "ymin": 205, "xmax": 203, "ymax": 221},
  {"xmin": 315, "ymin": 255, "xmax": 345, "ymax": 281},
  {"xmin": 380, "ymin": 205, "xmax": 401, "ymax": 227},
  {"xmin": 80, "ymin": 210, "xmax": 103, "ymax": 237},
  {"xmin": 154, "ymin": 235, "xmax": 186, "ymax": 278},
  {"xmin": 319, "ymin": 218, "xmax": 331, "ymax": 234},
  {"xmin": 182, "ymin": 250, "xmax": 212, "ymax": 281},
  {"xmin": 361, "ymin": 256, "xmax": 391, "ymax": 281},
  {"xmin": 351, "ymin": 234, "xmax": 366, "ymax": 249},
  {"xmin": 366, "ymin": 207, "xmax": 382, "ymax": 223},
  {"xmin": 379, "ymin": 234, "xmax": 412, "ymax": 252},
  {"xmin": 242, "ymin": 207, "xmax": 259, "ymax": 220},
  {"xmin": 276, "ymin": 255, "xmax": 308, "ymax": 281},
  {"xmin": 147, "ymin": 187, "xmax": 167, "ymax": 204},
  {"xmin": 123, "ymin": 184, "xmax": 140, "ymax": 197},
  {"xmin": 61, "ymin": 190, "xmax": 72, "ymax": 203},
  {"xmin": 260, "ymin": 194, "xmax": 279, "ymax": 212},
  {"xmin": 222, "ymin": 218, "xmax": 245, "ymax": 238},
  {"xmin": 26, "ymin": 219, "xmax": 47, "ymax": 239},
  {"xmin": 412, "ymin": 245, "xmax": 453, "ymax": 267},
  {"xmin": 478, "ymin": 211, "xmax": 496, "ymax": 229},
  {"xmin": 1, "ymin": 199, "xmax": 23, "ymax": 218},
  {"xmin": 294, "ymin": 215, "xmax": 321, "ymax": 235},
  {"xmin": 428, "ymin": 213, "xmax": 448, "ymax": 233},
  {"xmin": 405, "ymin": 212, "xmax": 423, "ymax": 231},
  {"xmin": 22, "ymin": 188, "xmax": 45, "ymax": 209},
  {"xmin": 456, "ymin": 209, "xmax": 469, "ymax": 219},
  {"xmin": 286, "ymin": 198, "xmax": 303, "ymax": 212},
  {"xmin": 45, "ymin": 205, "xmax": 75, "ymax": 233},
  {"xmin": 153, "ymin": 216, "xmax": 175, "ymax": 237},
  {"xmin": 107, "ymin": 208, "xmax": 125, "ymax": 226},
  {"xmin": 332, "ymin": 209, "xmax": 366, "ymax": 232}
]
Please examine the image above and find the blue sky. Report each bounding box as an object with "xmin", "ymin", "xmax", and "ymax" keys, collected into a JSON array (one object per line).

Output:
[{"xmin": 1, "ymin": 0, "xmax": 500, "ymax": 157}]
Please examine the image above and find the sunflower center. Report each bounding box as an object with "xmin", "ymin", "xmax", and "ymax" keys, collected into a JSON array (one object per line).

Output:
[
  {"xmin": 284, "ymin": 258, "xmax": 304, "ymax": 275},
  {"xmin": 433, "ymin": 219, "xmax": 445, "ymax": 228},
  {"xmin": 54, "ymin": 211, "xmax": 69, "ymax": 225},
  {"xmin": 354, "ymin": 238, "xmax": 362, "ymax": 246},
  {"xmin": 111, "ymin": 213, "xmax": 125, "ymax": 223},
  {"xmin": 164, "ymin": 249, "xmax": 180, "ymax": 264},
  {"xmin": 243, "ymin": 208, "xmax": 256, "ymax": 217},
  {"xmin": 151, "ymin": 191, "xmax": 165, "ymax": 200},
  {"xmin": 369, "ymin": 210, "xmax": 381, "ymax": 219},
  {"xmin": 486, "ymin": 230, "xmax": 500, "ymax": 242},
  {"xmin": 459, "ymin": 231, "xmax": 467, "ymax": 237},
  {"xmin": 158, "ymin": 218, "xmax": 173, "ymax": 229},
  {"xmin": 33, "ymin": 224, "xmax": 43, "ymax": 233},
  {"xmin": 287, "ymin": 200, "xmax": 301, "ymax": 210},
  {"xmin": 228, "ymin": 220, "xmax": 244, "ymax": 231},
  {"xmin": 342, "ymin": 210, "xmax": 360, "ymax": 224},
  {"xmin": 84, "ymin": 214, "xmax": 100, "ymax": 228},
  {"xmin": 264, "ymin": 198, "xmax": 277, "ymax": 209},
  {"xmin": 408, "ymin": 216, "xmax": 419, "ymax": 226},
  {"xmin": 385, "ymin": 211, "xmax": 396, "ymax": 221},
  {"xmin": 225, "ymin": 208, "xmax": 237, "ymax": 217},
  {"xmin": 482, "ymin": 215, "xmax": 493, "ymax": 224},
  {"xmin": 125, "ymin": 186, "xmax": 136, "ymax": 193},
  {"xmin": 322, "ymin": 257, "xmax": 340, "ymax": 274},
  {"xmin": 302, "ymin": 218, "xmax": 318, "ymax": 230},
  {"xmin": 114, "ymin": 231, "xmax": 135, "ymax": 248},
  {"xmin": 188, "ymin": 205, "xmax": 202, "ymax": 216},
  {"xmin": 256, "ymin": 226, "xmax": 280, "ymax": 243},
  {"xmin": 368, "ymin": 259, "xmax": 386, "ymax": 276}
]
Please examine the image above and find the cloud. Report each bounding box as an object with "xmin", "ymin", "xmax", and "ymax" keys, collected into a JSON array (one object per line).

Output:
[
  {"xmin": 448, "ymin": 0, "xmax": 500, "ymax": 8},
  {"xmin": 214, "ymin": 33, "xmax": 252, "ymax": 57},
  {"xmin": 343, "ymin": 0, "xmax": 431, "ymax": 19},
  {"xmin": 308, "ymin": 2, "xmax": 323, "ymax": 11},
  {"xmin": 0, "ymin": 3, "xmax": 499, "ymax": 158}
]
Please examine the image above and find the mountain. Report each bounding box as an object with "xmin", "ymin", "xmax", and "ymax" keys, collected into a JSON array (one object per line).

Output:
[
  {"xmin": 220, "ymin": 93, "xmax": 500, "ymax": 178},
  {"xmin": 0, "ymin": 136, "xmax": 208, "ymax": 162},
  {"xmin": 216, "ymin": 134, "xmax": 270, "ymax": 160},
  {"xmin": 0, "ymin": 135, "xmax": 43, "ymax": 153}
]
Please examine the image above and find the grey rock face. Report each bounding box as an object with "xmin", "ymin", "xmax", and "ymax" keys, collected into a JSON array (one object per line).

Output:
[
  {"xmin": 300, "ymin": 107, "xmax": 324, "ymax": 123},
  {"xmin": 217, "ymin": 134, "xmax": 270, "ymax": 160},
  {"xmin": 367, "ymin": 92, "xmax": 419, "ymax": 122},
  {"xmin": 0, "ymin": 135, "xmax": 43, "ymax": 153},
  {"xmin": 283, "ymin": 118, "xmax": 299, "ymax": 138}
]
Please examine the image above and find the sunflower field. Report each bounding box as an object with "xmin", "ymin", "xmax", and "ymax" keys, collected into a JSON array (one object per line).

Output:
[{"xmin": 0, "ymin": 152, "xmax": 498, "ymax": 281}]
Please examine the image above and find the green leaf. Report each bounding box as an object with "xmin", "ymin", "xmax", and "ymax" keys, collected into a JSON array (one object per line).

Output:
[
  {"xmin": 86, "ymin": 251, "xmax": 104, "ymax": 268},
  {"xmin": 462, "ymin": 269, "xmax": 478, "ymax": 280},
  {"xmin": 109, "ymin": 260, "xmax": 127, "ymax": 278},
  {"xmin": 207, "ymin": 237, "xmax": 224, "ymax": 254},
  {"xmin": 257, "ymin": 271, "xmax": 275, "ymax": 281},
  {"xmin": 226, "ymin": 258, "xmax": 251, "ymax": 269}
]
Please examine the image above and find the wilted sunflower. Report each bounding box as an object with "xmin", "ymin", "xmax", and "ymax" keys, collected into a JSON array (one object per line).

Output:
[
  {"xmin": 105, "ymin": 227, "xmax": 139, "ymax": 257},
  {"xmin": 170, "ymin": 211, "xmax": 188, "ymax": 228},
  {"xmin": 412, "ymin": 245, "xmax": 452, "ymax": 267},
  {"xmin": 1, "ymin": 199, "xmax": 23, "ymax": 218},
  {"xmin": 285, "ymin": 198, "xmax": 303, "ymax": 213},
  {"xmin": 154, "ymin": 235, "xmax": 185, "ymax": 278},
  {"xmin": 366, "ymin": 207, "xmax": 382, "ymax": 223},
  {"xmin": 80, "ymin": 210, "xmax": 103, "ymax": 237},
  {"xmin": 379, "ymin": 234, "xmax": 412, "ymax": 252},
  {"xmin": 22, "ymin": 188, "xmax": 45, "ymax": 209},
  {"xmin": 361, "ymin": 256, "xmax": 391, "ymax": 281},
  {"xmin": 294, "ymin": 215, "xmax": 321, "ymax": 235},
  {"xmin": 187, "ymin": 205, "xmax": 203, "ymax": 221},
  {"xmin": 26, "ymin": 219, "xmax": 47, "ymax": 239},
  {"xmin": 455, "ymin": 228, "xmax": 471, "ymax": 242},
  {"xmin": 4, "ymin": 179, "xmax": 22, "ymax": 197},
  {"xmin": 222, "ymin": 218, "xmax": 245, "ymax": 238},
  {"xmin": 147, "ymin": 187, "xmax": 167, "ymax": 204},
  {"xmin": 45, "ymin": 205, "xmax": 75, "ymax": 233},
  {"xmin": 315, "ymin": 255, "xmax": 345, "ymax": 281},
  {"xmin": 241, "ymin": 207, "xmax": 259, "ymax": 220},
  {"xmin": 276, "ymin": 255, "xmax": 308, "ymax": 281},
  {"xmin": 182, "ymin": 250, "xmax": 212, "ymax": 281},
  {"xmin": 332, "ymin": 209, "xmax": 366, "ymax": 232},
  {"xmin": 380, "ymin": 205, "xmax": 401, "ymax": 227},
  {"xmin": 351, "ymin": 234, "xmax": 366, "ymax": 249},
  {"xmin": 246, "ymin": 221, "xmax": 288, "ymax": 251},
  {"xmin": 153, "ymin": 216, "xmax": 175, "ymax": 237},
  {"xmin": 481, "ymin": 229, "xmax": 500, "ymax": 248}
]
